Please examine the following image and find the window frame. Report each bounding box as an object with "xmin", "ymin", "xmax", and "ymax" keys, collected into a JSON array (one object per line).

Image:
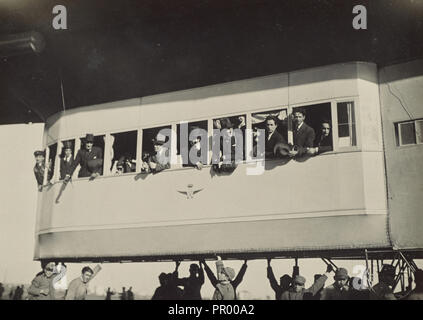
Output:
[
  {"xmin": 46, "ymin": 96, "xmax": 362, "ymax": 181},
  {"xmin": 395, "ymin": 118, "xmax": 423, "ymax": 147}
]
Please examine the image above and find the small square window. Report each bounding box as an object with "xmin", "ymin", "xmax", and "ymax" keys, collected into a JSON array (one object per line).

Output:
[{"xmin": 398, "ymin": 122, "xmax": 416, "ymax": 146}]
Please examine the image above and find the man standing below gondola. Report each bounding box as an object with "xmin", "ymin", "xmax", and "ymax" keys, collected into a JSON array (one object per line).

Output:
[{"xmin": 66, "ymin": 133, "xmax": 103, "ymax": 180}]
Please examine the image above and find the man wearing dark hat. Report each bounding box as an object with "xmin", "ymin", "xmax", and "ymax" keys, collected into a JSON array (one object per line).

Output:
[
  {"xmin": 59, "ymin": 141, "xmax": 74, "ymax": 180},
  {"xmin": 280, "ymin": 264, "xmax": 333, "ymax": 300},
  {"xmin": 66, "ymin": 134, "xmax": 103, "ymax": 179},
  {"xmin": 370, "ymin": 264, "xmax": 397, "ymax": 300},
  {"xmin": 266, "ymin": 258, "xmax": 292, "ymax": 300},
  {"xmin": 202, "ymin": 258, "xmax": 248, "ymax": 300},
  {"xmin": 33, "ymin": 150, "xmax": 52, "ymax": 191},
  {"xmin": 320, "ymin": 267, "xmax": 350, "ymax": 300},
  {"xmin": 144, "ymin": 134, "xmax": 170, "ymax": 174}
]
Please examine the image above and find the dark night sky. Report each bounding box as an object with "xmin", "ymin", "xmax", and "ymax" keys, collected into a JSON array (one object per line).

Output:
[{"xmin": 0, "ymin": 0, "xmax": 422, "ymax": 124}]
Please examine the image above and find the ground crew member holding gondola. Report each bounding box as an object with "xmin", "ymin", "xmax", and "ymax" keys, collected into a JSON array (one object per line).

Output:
[
  {"xmin": 202, "ymin": 258, "xmax": 248, "ymax": 300},
  {"xmin": 280, "ymin": 264, "xmax": 333, "ymax": 300},
  {"xmin": 266, "ymin": 258, "xmax": 292, "ymax": 300},
  {"xmin": 320, "ymin": 267, "xmax": 350, "ymax": 300},
  {"xmin": 174, "ymin": 261, "xmax": 205, "ymax": 300},
  {"xmin": 27, "ymin": 262, "xmax": 67, "ymax": 300},
  {"xmin": 65, "ymin": 266, "xmax": 94, "ymax": 300},
  {"xmin": 370, "ymin": 264, "xmax": 397, "ymax": 300}
]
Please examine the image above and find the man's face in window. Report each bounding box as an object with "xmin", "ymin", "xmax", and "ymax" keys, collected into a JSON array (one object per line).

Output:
[
  {"xmin": 35, "ymin": 155, "xmax": 45, "ymax": 165},
  {"xmin": 293, "ymin": 112, "xmax": 305, "ymax": 127},
  {"xmin": 64, "ymin": 148, "xmax": 72, "ymax": 158},
  {"xmin": 321, "ymin": 123, "xmax": 331, "ymax": 137},
  {"xmin": 85, "ymin": 141, "xmax": 93, "ymax": 151},
  {"xmin": 154, "ymin": 143, "xmax": 161, "ymax": 153},
  {"xmin": 265, "ymin": 119, "xmax": 277, "ymax": 134}
]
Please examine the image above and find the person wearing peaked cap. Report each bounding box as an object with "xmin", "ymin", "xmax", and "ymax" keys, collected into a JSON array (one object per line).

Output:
[
  {"xmin": 320, "ymin": 267, "xmax": 351, "ymax": 300},
  {"xmin": 33, "ymin": 149, "xmax": 52, "ymax": 191},
  {"xmin": 370, "ymin": 264, "xmax": 397, "ymax": 300},
  {"xmin": 201, "ymin": 258, "xmax": 248, "ymax": 300},
  {"xmin": 60, "ymin": 141, "xmax": 74, "ymax": 180},
  {"xmin": 66, "ymin": 133, "xmax": 103, "ymax": 179},
  {"xmin": 281, "ymin": 264, "xmax": 333, "ymax": 300}
]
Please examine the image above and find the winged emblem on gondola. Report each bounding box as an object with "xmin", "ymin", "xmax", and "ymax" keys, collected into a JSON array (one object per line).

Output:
[{"xmin": 177, "ymin": 184, "xmax": 203, "ymax": 199}]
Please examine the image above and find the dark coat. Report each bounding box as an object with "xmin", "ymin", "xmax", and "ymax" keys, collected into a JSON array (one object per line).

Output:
[
  {"xmin": 267, "ymin": 266, "xmax": 287, "ymax": 300},
  {"xmin": 293, "ymin": 122, "xmax": 315, "ymax": 151},
  {"xmin": 34, "ymin": 163, "xmax": 52, "ymax": 186},
  {"xmin": 60, "ymin": 156, "xmax": 74, "ymax": 180},
  {"xmin": 69, "ymin": 146, "xmax": 103, "ymax": 178},
  {"xmin": 280, "ymin": 274, "xmax": 328, "ymax": 300},
  {"xmin": 174, "ymin": 269, "xmax": 205, "ymax": 300},
  {"xmin": 147, "ymin": 148, "xmax": 170, "ymax": 173},
  {"xmin": 265, "ymin": 130, "xmax": 287, "ymax": 158},
  {"xmin": 314, "ymin": 133, "xmax": 333, "ymax": 154}
]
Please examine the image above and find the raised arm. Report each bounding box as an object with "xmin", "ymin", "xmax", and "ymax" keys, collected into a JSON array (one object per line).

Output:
[
  {"xmin": 306, "ymin": 265, "xmax": 332, "ymax": 296},
  {"xmin": 232, "ymin": 260, "xmax": 248, "ymax": 288},
  {"xmin": 68, "ymin": 150, "xmax": 82, "ymax": 177},
  {"xmin": 267, "ymin": 263, "xmax": 280, "ymax": 294},
  {"xmin": 201, "ymin": 260, "xmax": 219, "ymax": 287}
]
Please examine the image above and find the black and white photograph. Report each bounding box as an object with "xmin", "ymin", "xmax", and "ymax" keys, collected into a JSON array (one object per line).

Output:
[{"xmin": 0, "ymin": 0, "xmax": 423, "ymax": 310}]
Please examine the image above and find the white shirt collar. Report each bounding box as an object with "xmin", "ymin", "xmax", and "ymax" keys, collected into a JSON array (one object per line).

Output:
[{"xmin": 296, "ymin": 122, "xmax": 304, "ymax": 131}]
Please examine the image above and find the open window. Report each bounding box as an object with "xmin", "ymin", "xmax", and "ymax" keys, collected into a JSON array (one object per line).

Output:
[
  {"xmin": 47, "ymin": 143, "xmax": 57, "ymax": 182},
  {"xmin": 212, "ymin": 115, "xmax": 246, "ymax": 164},
  {"xmin": 59, "ymin": 139, "xmax": 75, "ymax": 180},
  {"xmin": 78, "ymin": 134, "xmax": 105, "ymax": 176},
  {"xmin": 293, "ymin": 102, "xmax": 333, "ymax": 153},
  {"xmin": 177, "ymin": 120, "xmax": 208, "ymax": 167},
  {"xmin": 395, "ymin": 118, "xmax": 423, "ymax": 146},
  {"xmin": 142, "ymin": 125, "xmax": 171, "ymax": 172},
  {"xmin": 251, "ymin": 108, "xmax": 287, "ymax": 158},
  {"xmin": 110, "ymin": 130, "xmax": 137, "ymax": 174},
  {"xmin": 337, "ymin": 101, "xmax": 356, "ymax": 147}
]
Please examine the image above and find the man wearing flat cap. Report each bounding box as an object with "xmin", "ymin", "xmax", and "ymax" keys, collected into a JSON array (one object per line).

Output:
[
  {"xmin": 33, "ymin": 150, "xmax": 53, "ymax": 191},
  {"xmin": 370, "ymin": 264, "xmax": 397, "ymax": 300},
  {"xmin": 66, "ymin": 134, "xmax": 103, "ymax": 179},
  {"xmin": 320, "ymin": 267, "xmax": 351, "ymax": 300},
  {"xmin": 280, "ymin": 264, "xmax": 333, "ymax": 300}
]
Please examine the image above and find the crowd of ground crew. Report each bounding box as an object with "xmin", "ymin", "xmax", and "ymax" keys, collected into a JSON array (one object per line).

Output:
[{"xmin": 16, "ymin": 257, "xmax": 423, "ymax": 300}]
